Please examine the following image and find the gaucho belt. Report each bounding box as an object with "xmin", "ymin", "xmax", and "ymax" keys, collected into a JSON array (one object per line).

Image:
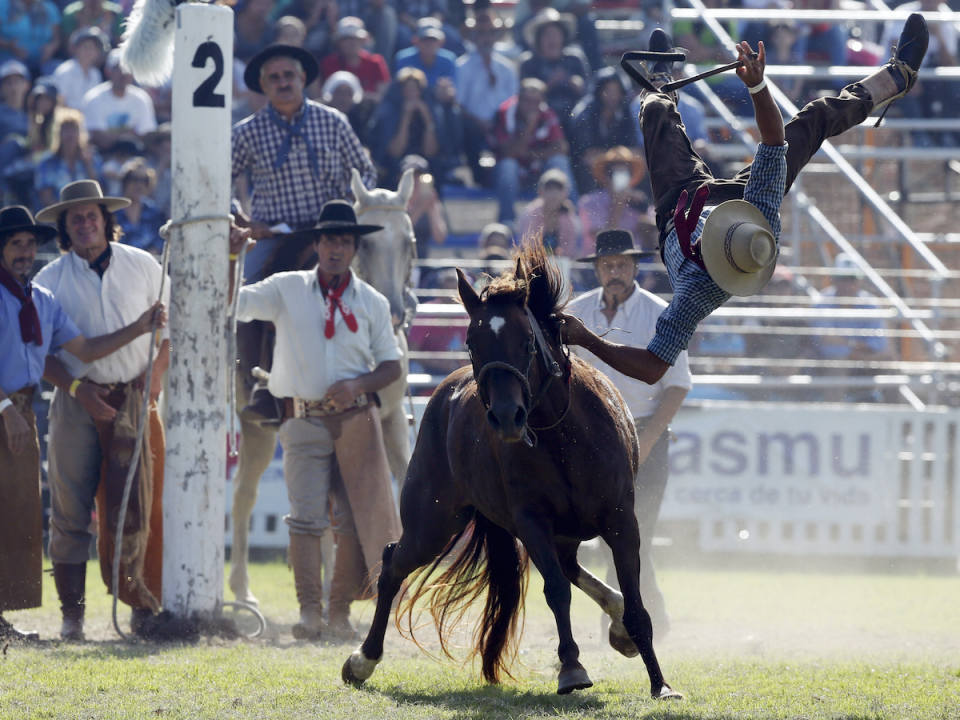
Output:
[{"xmin": 282, "ymin": 392, "xmax": 376, "ymax": 420}]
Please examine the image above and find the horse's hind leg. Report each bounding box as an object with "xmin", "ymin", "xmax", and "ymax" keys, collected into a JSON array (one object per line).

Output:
[
  {"xmin": 556, "ymin": 543, "xmax": 638, "ymax": 659},
  {"xmin": 604, "ymin": 520, "xmax": 682, "ymax": 700},
  {"xmin": 514, "ymin": 516, "xmax": 591, "ymax": 695},
  {"xmin": 228, "ymin": 415, "xmax": 277, "ymax": 607}
]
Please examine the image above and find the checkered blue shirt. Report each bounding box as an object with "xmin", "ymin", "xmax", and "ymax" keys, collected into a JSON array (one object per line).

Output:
[
  {"xmin": 648, "ymin": 142, "xmax": 788, "ymax": 365},
  {"xmin": 232, "ymin": 100, "xmax": 378, "ymax": 228}
]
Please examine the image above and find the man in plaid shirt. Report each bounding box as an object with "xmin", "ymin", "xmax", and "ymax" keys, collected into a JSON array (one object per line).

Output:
[
  {"xmin": 563, "ymin": 17, "xmax": 929, "ymax": 385},
  {"xmin": 232, "ymin": 43, "xmax": 377, "ymax": 280}
]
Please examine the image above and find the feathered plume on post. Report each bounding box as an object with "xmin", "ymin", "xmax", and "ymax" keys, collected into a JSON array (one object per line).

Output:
[{"xmin": 119, "ymin": 0, "xmax": 186, "ymax": 86}]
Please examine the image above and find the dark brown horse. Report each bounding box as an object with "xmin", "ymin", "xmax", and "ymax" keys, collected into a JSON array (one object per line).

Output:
[{"xmin": 341, "ymin": 241, "xmax": 681, "ymax": 700}]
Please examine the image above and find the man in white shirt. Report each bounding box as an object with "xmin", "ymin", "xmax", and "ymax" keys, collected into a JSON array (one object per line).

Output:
[
  {"xmin": 455, "ymin": 9, "xmax": 518, "ymax": 186},
  {"xmin": 53, "ymin": 27, "xmax": 108, "ymax": 110},
  {"xmin": 229, "ymin": 200, "xmax": 402, "ymax": 641},
  {"xmin": 568, "ymin": 229, "xmax": 692, "ymax": 640},
  {"xmin": 81, "ymin": 49, "xmax": 158, "ymax": 151},
  {"xmin": 34, "ymin": 180, "xmax": 170, "ymax": 641}
]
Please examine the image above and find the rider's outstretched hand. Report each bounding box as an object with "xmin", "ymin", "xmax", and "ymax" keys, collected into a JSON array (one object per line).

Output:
[{"xmin": 736, "ymin": 40, "xmax": 765, "ymax": 90}]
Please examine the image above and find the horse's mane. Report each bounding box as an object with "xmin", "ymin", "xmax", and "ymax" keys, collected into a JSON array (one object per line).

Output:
[{"xmin": 481, "ymin": 235, "xmax": 569, "ymax": 323}]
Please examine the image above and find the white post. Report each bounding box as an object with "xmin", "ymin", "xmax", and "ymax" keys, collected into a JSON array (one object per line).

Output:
[{"xmin": 163, "ymin": 2, "xmax": 234, "ymax": 620}]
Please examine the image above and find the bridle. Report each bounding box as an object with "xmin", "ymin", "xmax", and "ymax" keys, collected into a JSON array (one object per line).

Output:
[{"xmin": 471, "ymin": 305, "xmax": 571, "ymax": 447}]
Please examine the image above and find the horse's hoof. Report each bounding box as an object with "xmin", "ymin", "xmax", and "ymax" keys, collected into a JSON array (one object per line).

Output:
[
  {"xmin": 654, "ymin": 684, "xmax": 684, "ymax": 701},
  {"xmin": 557, "ymin": 666, "xmax": 593, "ymax": 695},
  {"xmin": 341, "ymin": 656, "xmax": 365, "ymax": 686},
  {"xmin": 608, "ymin": 621, "xmax": 640, "ymax": 658},
  {"xmin": 342, "ymin": 647, "xmax": 381, "ymax": 686}
]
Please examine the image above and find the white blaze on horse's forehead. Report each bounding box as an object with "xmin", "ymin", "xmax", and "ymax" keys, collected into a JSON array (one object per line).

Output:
[{"xmin": 488, "ymin": 316, "xmax": 506, "ymax": 336}]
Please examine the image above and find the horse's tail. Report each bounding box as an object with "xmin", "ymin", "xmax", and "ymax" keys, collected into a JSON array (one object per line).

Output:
[{"xmin": 397, "ymin": 512, "xmax": 529, "ymax": 684}]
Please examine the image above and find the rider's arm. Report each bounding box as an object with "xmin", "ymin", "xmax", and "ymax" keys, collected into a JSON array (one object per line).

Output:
[
  {"xmin": 737, "ymin": 40, "xmax": 785, "ymax": 147},
  {"xmin": 560, "ymin": 313, "xmax": 670, "ymax": 385}
]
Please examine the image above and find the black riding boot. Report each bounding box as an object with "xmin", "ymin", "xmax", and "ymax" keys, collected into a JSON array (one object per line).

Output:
[{"xmin": 53, "ymin": 562, "xmax": 86, "ymax": 641}]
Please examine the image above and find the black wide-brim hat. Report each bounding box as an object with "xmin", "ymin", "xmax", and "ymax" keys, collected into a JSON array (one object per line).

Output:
[
  {"xmin": 283, "ymin": 199, "xmax": 383, "ymax": 241},
  {"xmin": 577, "ymin": 229, "xmax": 656, "ymax": 262},
  {"xmin": 244, "ymin": 44, "xmax": 320, "ymax": 94},
  {"xmin": 0, "ymin": 205, "xmax": 60, "ymax": 242}
]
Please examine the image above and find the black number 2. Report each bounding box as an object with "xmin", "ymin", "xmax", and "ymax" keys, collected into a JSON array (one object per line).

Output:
[{"xmin": 192, "ymin": 41, "xmax": 225, "ymax": 108}]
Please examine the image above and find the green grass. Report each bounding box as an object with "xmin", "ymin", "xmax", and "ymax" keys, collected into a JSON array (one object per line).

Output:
[{"xmin": 2, "ymin": 561, "xmax": 960, "ymax": 719}]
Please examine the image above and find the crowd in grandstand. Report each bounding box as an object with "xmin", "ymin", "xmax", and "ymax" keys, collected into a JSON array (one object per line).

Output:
[{"xmin": 0, "ymin": 0, "xmax": 934, "ymax": 400}]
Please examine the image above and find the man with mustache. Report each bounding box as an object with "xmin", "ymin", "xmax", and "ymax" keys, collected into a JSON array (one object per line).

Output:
[
  {"xmin": 0, "ymin": 203, "xmax": 164, "ymax": 642},
  {"xmin": 567, "ymin": 228, "xmax": 691, "ymax": 641}
]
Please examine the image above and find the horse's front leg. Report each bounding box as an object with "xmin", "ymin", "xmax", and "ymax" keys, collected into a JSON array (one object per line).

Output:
[
  {"xmin": 514, "ymin": 513, "xmax": 591, "ymax": 695},
  {"xmin": 603, "ymin": 517, "xmax": 682, "ymax": 700},
  {"xmin": 229, "ymin": 414, "xmax": 278, "ymax": 607}
]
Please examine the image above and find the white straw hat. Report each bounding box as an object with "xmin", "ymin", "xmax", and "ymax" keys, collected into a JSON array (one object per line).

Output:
[{"xmin": 700, "ymin": 200, "xmax": 778, "ymax": 296}]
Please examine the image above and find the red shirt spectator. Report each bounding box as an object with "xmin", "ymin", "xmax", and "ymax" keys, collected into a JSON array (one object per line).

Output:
[
  {"xmin": 490, "ymin": 87, "xmax": 566, "ymax": 177},
  {"xmin": 320, "ymin": 18, "xmax": 390, "ymax": 100}
]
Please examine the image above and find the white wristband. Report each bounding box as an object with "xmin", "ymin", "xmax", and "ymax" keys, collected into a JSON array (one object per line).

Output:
[
  {"xmin": 0, "ymin": 398, "xmax": 12, "ymax": 414},
  {"xmin": 748, "ymin": 79, "xmax": 767, "ymax": 95}
]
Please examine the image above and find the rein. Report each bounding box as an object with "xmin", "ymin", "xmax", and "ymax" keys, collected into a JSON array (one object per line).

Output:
[{"xmin": 473, "ymin": 306, "xmax": 570, "ymax": 447}]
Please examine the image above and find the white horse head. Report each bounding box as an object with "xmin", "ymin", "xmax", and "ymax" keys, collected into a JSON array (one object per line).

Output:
[{"xmin": 351, "ymin": 167, "xmax": 416, "ymax": 329}]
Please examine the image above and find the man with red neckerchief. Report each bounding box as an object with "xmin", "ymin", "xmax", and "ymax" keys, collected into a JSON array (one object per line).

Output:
[{"xmin": 229, "ymin": 199, "xmax": 402, "ymax": 642}]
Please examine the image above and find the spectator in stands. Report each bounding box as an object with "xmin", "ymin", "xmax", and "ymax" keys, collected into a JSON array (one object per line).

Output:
[
  {"xmin": 394, "ymin": 17, "xmax": 458, "ymax": 92},
  {"xmin": 478, "ymin": 221, "xmax": 512, "ymax": 252},
  {"xmin": 568, "ymin": 0, "xmax": 601, "ymax": 73},
  {"xmin": 99, "ymin": 137, "xmax": 142, "ymax": 196},
  {"xmin": 407, "ymin": 267, "xmax": 468, "ymax": 378},
  {"xmin": 490, "ymin": 77, "xmax": 577, "ymax": 225},
  {"xmin": 797, "ymin": 0, "xmax": 849, "ymax": 69},
  {"xmin": 114, "ymin": 157, "xmax": 165, "ymax": 255},
  {"xmin": 26, "ymin": 79, "xmax": 59, "ymax": 156},
  {"xmin": 34, "ymin": 108, "xmax": 99, "ymax": 209},
  {"xmin": 811, "ymin": 252, "xmax": 890, "ymax": 366},
  {"xmin": 280, "ymin": 0, "xmax": 338, "ymax": 60},
  {"xmin": 234, "ymin": 0, "xmax": 279, "ymax": 63},
  {"xmin": 143, "ymin": 123, "xmax": 170, "ymax": 218},
  {"xmin": 81, "ymin": 49, "xmax": 158, "ymax": 152},
  {"xmin": 60, "ymin": 0, "xmax": 123, "ymax": 49},
  {"xmin": 742, "ymin": 265, "xmax": 810, "ymax": 378},
  {"xmin": 578, "ymin": 146, "xmax": 652, "ymax": 258},
  {"xmin": 320, "ymin": 70, "xmax": 365, "ymax": 140},
  {"xmin": 276, "ymin": 15, "xmax": 307, "ymax": 47},
  {"xmin": 395, "ymin": 0, "xmax": 464, "ymax": 57},
  {"xmin": 320, "ymin": 17, "xmax": 390, "ymax": 104},
  {"xmin": 518, "ymin": 8, "xmax": 591, "ymax": 134},
  {"xmin": 401, "ymin": 153, "xmax": 448, "ymax": 258},
  {"xmin": 456, "ymin": 9, "xmax": 518, "ymax": 188},
  {"xmin": 515, "ymin": 168, "xmax": 580, "ymax": 257},
  {"xmin": 0, "ymin": 60, "xmax": 30, "ymax": 187},
  {"xmin": 338, "ymin": 0, "xmax": 397, "ymax": 65},
  {"xmin": 370, "ymin": 66, "xmax": 457, "ymax": 190},
  {"xmin": 569, "ymin": 67, "xmax": 639, "ymax": 194},
  {"xmin": 0, "ymin": 0, "xmax": 61, "ymax": 78},
  {"xmin": 52, "ymin": 28, "xmax": 107, "ymax": 111}
]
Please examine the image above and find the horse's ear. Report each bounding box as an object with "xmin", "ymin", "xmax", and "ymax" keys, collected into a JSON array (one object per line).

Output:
[
  {"xmin": 397, "ymin": 168, "xmax": 415, "ymax": 205},
  {"xmin": 457, "ymin": 268, "xmax": 479, "ymax": 314},
  {"xmin": 351, "ymin": 167, "xmax": 372, "ymax": 205},
  {"xmin": 515, "ymin": 255, "xmax": 527, "ymax": 283}
]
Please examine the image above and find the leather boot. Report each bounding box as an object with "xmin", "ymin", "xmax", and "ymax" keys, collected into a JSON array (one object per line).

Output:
[
  {"xmin": 327, "ymin": 532, "xmax": 368, "ymax": 641},
  {"xmin": 53, "ymin": 562, "xmax": 86, "ymax": 641},
  {"xmin": 0, "ymin": 614, "xmax": 39, "ymax": 643},
  {"xmin": 288, "ymin": 533, "xmax": 325, "ymax": 640}
]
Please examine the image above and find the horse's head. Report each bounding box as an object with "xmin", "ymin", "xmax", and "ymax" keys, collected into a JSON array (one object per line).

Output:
[
  {"xmin": 459, "ymin": 245, "xmax": 568, "ymax": 444},
  {"xmin": 351, "ymin": 168, "xmax": 416, "ymax": 330}
]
